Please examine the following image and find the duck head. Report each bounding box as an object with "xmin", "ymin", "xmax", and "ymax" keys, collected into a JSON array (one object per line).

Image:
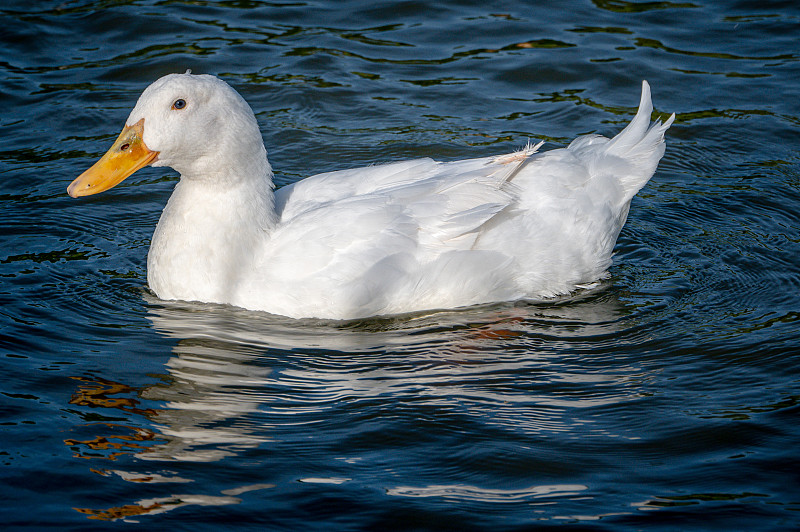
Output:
[{"xmin": 68, "ymin": 73, "xmax": 266, "ymax": 198}]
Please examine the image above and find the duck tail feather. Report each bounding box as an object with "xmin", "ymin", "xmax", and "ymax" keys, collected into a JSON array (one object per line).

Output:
[{"xmin": 604, "ymin": 80, "xmax": 675, "ymax": 199}]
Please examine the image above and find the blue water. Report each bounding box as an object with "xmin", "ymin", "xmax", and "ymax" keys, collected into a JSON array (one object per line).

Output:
[{"xmin": 2, "ymin": 0, "xmax": 800, "ymax": 529}]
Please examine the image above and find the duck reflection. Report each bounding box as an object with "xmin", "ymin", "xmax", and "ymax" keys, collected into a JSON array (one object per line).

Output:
[
  {"xmin": 67, "ymin": 286, "xmax": 636, "ymax": 520},
  {"xmin": 139, "ymin": 338, "xmax": 274, "ymax": 462},
  {"xmin": 64, "ymin": 341, "xmax": 273, "ymax": 465},
  {"xmin": 68, "ymin": 287, "xmax": 635, "ymax": 465}
]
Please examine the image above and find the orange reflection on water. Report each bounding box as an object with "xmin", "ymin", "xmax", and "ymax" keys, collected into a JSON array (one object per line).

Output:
[
  {"xmin": 64, "ymin": 424, "xmax": 160, "ymax": 461},
  {"xmin": 74, "ymin": 493, "xmax": 246, "ymax": 521},
  {"xmin": 64, "ymin": 375, "xmax": 164, "ymax": 460},
  {"xmin": 68, "ymin": 376, "xmax": 158, "ymax": 416},
  {"xmin": 74, "ymin": 501, "xmax": 164, "ymax": 521}
]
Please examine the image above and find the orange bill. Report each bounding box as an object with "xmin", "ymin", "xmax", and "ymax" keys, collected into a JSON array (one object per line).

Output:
[{"xmin": 68, "ymin": 119, "xmax": 158, "ymax": 198}]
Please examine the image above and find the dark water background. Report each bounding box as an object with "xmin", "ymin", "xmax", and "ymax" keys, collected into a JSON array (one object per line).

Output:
[{"xmin": 2, "ymin": 0, "xmax": 800, "ymax": 529}]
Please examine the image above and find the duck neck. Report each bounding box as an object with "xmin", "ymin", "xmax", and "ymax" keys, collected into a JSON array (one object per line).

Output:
[
  {"xmin": 174, "ymin": 149, "xmax": 278, "ymax": 228},
  {"xmin": 146, "ymin": 154, "xmax": 278, "ymax": 304}
]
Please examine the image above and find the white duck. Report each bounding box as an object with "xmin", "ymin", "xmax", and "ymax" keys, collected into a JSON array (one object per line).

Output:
[{"xmin": 68, "ymin": 73, "xmax": 673, "ymax": 320}]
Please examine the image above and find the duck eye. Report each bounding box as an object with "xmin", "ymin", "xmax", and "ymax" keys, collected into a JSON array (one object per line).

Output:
[{"xmin": 172, "ymin": 98, "xmax": 186, "ymax": 110}]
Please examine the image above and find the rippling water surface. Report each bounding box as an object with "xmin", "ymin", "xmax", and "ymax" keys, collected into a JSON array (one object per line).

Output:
[{"xmin": 2, "ymin": 0, "xmax": 800, "ymax": 529}]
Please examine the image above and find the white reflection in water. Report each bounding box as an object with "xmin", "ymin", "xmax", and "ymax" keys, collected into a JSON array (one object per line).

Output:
[
  {"xmin": 70, "ymin": 290, "xmax": 657, "ymax": 520},
  {"xmin": 133, "ymin": 288, "xmax": 646, "ymax": 463},
  {"xmin": 387, "ymin": 483, "xmax": 588, "ymax": 502},
  {"xmin": 139, "ymin": 343, "xmax": 275, "ymax": 462}
]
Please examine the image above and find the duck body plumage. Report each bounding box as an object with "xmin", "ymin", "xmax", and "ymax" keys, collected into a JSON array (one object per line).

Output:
[{"xmin": 71, "ymin": 73, "xmax": 674, "ymax": 320}]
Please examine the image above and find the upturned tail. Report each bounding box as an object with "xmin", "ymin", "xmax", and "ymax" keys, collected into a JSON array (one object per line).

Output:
[
  {"xmin": 606, "ymin": 80, "xmax": 675, "ymax": 199},
  {"xmin": 569, "ymin": 80, "xmax": 675, "ymax": 203}
]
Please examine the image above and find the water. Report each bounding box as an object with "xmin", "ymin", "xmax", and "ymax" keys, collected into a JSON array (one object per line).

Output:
[{"xmin": 2, "ymin": 0, "xmax": 799, "ymax": 529}]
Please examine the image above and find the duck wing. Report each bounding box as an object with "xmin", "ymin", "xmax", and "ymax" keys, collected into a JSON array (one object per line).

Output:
[{"xmin": 255, "ymin": 151, "xmax": 541, "ymax": 318}]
